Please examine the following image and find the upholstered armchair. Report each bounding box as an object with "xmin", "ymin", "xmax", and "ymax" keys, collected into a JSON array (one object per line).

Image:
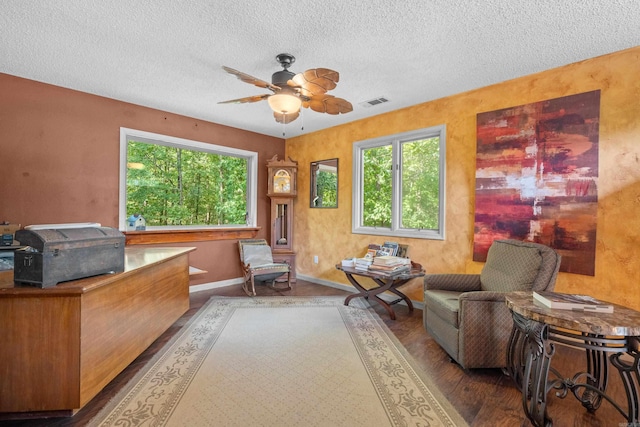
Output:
[
  {"xmin": 423, "ymin": 239, "xmax": 561, "ymax": 369},
  {"xmin": 238, "ymin": 239, "xmax": 291, "ymax": 296}
]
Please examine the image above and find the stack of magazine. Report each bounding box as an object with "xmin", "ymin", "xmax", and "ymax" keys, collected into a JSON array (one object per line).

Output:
[
  {"xmin": 368, "ymin": 255, "xmax": 411, "ymax": 275},
  {"xmin": 366, "ymin": 241, "xmax": 409, "ymax": 258},
  {"xmin": 354, "ymin": 257, "xmax": 373, "ymax": 271},
  {"xmin": 341, "ymin": 258, "xmax": 356, "ymax": 268},
  {"xmin": 533, "ymin": 291, "xmax": 614, "ymax": 313}
]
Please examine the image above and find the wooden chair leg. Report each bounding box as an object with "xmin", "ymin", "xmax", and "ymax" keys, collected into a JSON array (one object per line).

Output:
[
  {"xmin": 250, "ymin": 276, "xmax": 256, "ymax": 296},
  {"xmin": 275, "ymin": 272, "xmax": 292, "ymax": 291},
  {"xmin": 281, "ymin": 271, "xmax": 291, "ymax": 291},
  {"xmin": 242, "ymin": 278, "xmax": 252, "ymax": 296}
]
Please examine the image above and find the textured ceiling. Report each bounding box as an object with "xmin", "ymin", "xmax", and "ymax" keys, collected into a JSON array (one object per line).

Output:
[{"xmin": 2, "ymin": 1, "xmax": 639, "ymax": 139}]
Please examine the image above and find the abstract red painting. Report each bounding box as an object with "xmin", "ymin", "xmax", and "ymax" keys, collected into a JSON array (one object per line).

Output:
[{"xmin": 474, "ymin": 90, "xmax": 600, "ymax": 276}]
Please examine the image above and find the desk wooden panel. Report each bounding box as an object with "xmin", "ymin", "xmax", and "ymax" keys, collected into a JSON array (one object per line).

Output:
[{"xmin": 0, "ymin": 246, "xmax": 195, "ymax": 415}]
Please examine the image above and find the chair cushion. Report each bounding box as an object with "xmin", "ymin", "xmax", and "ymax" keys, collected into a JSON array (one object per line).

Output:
[
  {"xmin": 243, "ymin": 244, "xmax": 274, "ymax": 266},
  {"xmin": 424, "ymin": 290, "xmax": 463, "ymax": 328},
  {"xmin": 480, "ymin": 241, "xmax": 543, "ymax": 292},
  {"xmin": 251, "ymin": 263, "xmax": 289, "ymax": 273}
]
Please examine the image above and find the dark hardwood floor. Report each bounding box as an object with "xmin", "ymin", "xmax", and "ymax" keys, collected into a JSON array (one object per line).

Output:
[{"xmin": 1, "ymin": 280, "xmax": 631, "ymax": 426}]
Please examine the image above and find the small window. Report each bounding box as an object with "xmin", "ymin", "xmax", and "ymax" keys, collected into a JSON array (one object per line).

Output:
[
  {"xmin": 352, "ymin": 125, "xmax": 446, "ymax": 240},
  {"xmin": 119, "ymin": 128, "xmax": 257, "ymax": 230}
]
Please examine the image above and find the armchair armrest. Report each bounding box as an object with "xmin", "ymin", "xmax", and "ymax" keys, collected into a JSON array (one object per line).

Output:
[
  {"xmin": 424, "ymin": 274, "xmax": 481, "ymax": 292},
  {"xmin": 459, "ymin": 290, "xmax": 509, "ymax": 302},
  {"xmin": 457, "ymin": 293, "xmax": 515, "ymax": 368}
]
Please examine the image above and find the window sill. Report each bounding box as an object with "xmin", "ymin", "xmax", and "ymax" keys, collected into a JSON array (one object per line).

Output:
[{"xmin": 124, "ymin": 227, "xmax": 260, "ymax": 245}]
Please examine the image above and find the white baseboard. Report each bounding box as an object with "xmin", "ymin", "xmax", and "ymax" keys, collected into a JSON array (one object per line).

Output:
[
  {"xmin": 296, "ymin": 273, "xmax": 355, "ymax": 293},
  {"xmin": 189, "ymin": 278, "xmax": 243, "ymax": 293}
]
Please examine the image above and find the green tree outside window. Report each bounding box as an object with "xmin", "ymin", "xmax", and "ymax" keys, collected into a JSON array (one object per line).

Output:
[
  {"xmin": 126, "ymin": 141, "xmax": 248, "ymax": 226},
  {"xmin": 354, "ymin": 125, "xmax": 445, "ymax": 240}
]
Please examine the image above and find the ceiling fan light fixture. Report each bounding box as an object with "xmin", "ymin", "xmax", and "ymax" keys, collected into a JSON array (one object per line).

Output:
[
  {"xmin": 220, "ymin": 54, "xmax": 351, "ymax": 125},
  {"xmin": 268, "ymin": 93, "xmax": 302, "ymax": 114}
]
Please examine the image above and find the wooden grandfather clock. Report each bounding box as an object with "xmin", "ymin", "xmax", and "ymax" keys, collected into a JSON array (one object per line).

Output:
[{"xmin": 267, "ymin": 155, "xmax": 297, "ymax": 282}]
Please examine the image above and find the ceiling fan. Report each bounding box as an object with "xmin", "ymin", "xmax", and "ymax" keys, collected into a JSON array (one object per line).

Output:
[{"xmin": 218, "ymin": 53, "xmax": 353, "ymax": 124}]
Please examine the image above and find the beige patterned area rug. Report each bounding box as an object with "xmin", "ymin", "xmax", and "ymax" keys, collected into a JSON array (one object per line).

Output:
[{"xmin": 91, "ymin": 296, "xmax": 468, "ymax": 427}]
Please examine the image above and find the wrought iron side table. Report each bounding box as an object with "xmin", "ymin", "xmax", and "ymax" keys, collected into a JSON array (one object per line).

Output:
[{"xmin": 505, "ymin": 291, "xmax": 640, "ymax": 427}]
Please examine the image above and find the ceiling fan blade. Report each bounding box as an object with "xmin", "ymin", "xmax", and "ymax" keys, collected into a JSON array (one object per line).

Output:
[
  {"xmin": 305, "ymin": 94, "xmax": 353, "ymax": 115},
  {"xmin": 289, "ymin": 68, "xmax": 339, "ymax": 96},
  {"xmin": 274, "ymin": 110, "xmax": 300, "ymax": 124},
  {"xmin": 217, "ymin": 94, "xmax": 270, "ymax": 104},
  {"xmin": 222, "ymin": 66, "xmax": 280, "ymax": 92}
]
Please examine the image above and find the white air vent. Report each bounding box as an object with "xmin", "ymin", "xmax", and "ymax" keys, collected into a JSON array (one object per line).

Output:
[{"xmin": 359, "ymin": 97, "xmax": 389, "ymax": 108}]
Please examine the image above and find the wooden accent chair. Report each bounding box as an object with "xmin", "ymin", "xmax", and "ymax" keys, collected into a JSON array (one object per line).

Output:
[
  {"xmin": 423, "ymin": 239, "xmax": 561, "ymax": 369},
  {"xmin": 238, "ymin": 239, "xmax": 291, "ymax": 296}
]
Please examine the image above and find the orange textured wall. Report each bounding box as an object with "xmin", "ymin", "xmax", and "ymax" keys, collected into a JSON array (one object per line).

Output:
[
  {"xmin": 287, "ymin": 46, "xmax": 640, "ymax": 309},
  {"xmin": 0, "ymin": 73, "xmax": 285, "ymax": 285}
]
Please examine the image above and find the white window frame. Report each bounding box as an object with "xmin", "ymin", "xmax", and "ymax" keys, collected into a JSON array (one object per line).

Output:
[
  {"xmin": 352, "ymin": 125, "xmax": 446, "ymax": 240},
  {"xmin": 119, "ymin": 127, "xmax": 258, "ymax": 231}
]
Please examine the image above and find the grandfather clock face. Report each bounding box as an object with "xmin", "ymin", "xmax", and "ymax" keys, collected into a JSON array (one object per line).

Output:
[
  {"xmin": 269, "ymin": 165, "xmax": 297, "ymax": 197},
  {"xmin": 273, "ymin": 169, "xmax": 291, "ymax": 194}
]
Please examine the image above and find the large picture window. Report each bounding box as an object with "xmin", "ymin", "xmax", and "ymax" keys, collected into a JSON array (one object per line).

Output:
[
  {"xmin": 119, "ymin": 128, "xmax": 257, "ymax": 231},
  {"xmin": 352, "ymin": 125, "xmax": 446, "ymax": 240}
]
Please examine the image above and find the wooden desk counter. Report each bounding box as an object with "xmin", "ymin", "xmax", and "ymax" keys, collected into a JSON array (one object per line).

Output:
[{"xmin": 0, "ymin": 246, "xmax": 195, "ymax": 416}]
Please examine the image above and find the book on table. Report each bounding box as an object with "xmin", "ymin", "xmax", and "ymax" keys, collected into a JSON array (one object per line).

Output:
[
  {"xmin": 368, "ymin": 264, "xmax": 411, "ymax": 275},
  {"xmin": 382, "ymin": 241, "xmax": 399, "ymax": 256},
  {"xmin": 373, "ymin": 255, "xmax": 411, "ymax": 266},
  {"xmin": 396, "ymin": 244, "xmax": 409, "ymax": 258},
  {"xmin": 341, "ymin": 258, "xmax": 356, "ymax": 267},
  {"xmin": 354, "ymin": 257, "xmax": 373, "ymax": 271},
  {"xmin": 366, "ymin": 248, "xmax": 378, "ymax": 258},
  {"xmin": 533, "ymin": 291, "xmax": 614, "ymax": 313},
  {"xmin": 367, "ymin": 243, "xmax": 381, "ymax": 257}
]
